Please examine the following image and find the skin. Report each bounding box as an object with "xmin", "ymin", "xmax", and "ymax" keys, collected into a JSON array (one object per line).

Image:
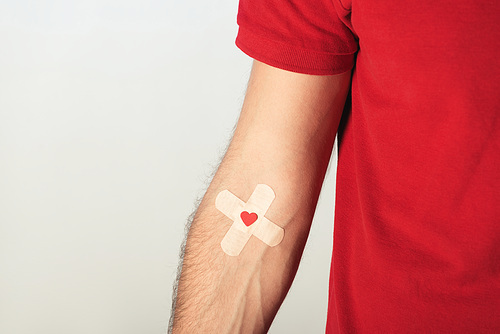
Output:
[{"xmin": 170, "ymin": 60, "xmax": 352, "ymax": 333}]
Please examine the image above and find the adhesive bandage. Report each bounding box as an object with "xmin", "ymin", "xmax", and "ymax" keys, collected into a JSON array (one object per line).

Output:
[{"xmin": 215, "ymin": 184, "xmax": 284, "ymax": 256}]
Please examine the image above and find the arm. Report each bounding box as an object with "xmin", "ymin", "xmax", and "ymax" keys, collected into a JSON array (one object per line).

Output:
[{"xmin": 171, "ymin": 60, "xmax": 351, "ymax": 333}]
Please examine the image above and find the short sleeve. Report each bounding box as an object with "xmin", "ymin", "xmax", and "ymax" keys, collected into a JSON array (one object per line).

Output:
[{"xmin": 235, "ymin": 0, "xmax": 358, "ymax": 75}]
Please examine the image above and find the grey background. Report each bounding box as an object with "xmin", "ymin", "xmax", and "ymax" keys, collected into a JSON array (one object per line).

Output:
[{"xmin": 0, "ymin": 1, "xmax": 338, "ymax": 333}]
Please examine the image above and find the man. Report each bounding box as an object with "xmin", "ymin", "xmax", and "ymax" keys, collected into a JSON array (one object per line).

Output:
[{"xmin": 170, "ymin": 0, "xmax": 499, "ymax": 332}]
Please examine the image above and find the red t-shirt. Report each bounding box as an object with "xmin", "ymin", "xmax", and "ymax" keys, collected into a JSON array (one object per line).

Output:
[{"xmin": 236, "ymin": 0, "xmax": 500, "ymax": 332}]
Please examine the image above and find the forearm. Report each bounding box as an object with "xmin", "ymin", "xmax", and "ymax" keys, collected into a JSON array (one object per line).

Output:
[
  {"xmin": 171, "ymin": 62, "xmax": 351, "ymax": 333},
  {"xmin": 174, "ymin": 164, "xmax": 329, "ymax": 332}
]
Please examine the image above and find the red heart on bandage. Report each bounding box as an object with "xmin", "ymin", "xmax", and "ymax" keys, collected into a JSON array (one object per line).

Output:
[{"xmin": 240, "ymin": 211, "xmax": 258, "ymax": 226}]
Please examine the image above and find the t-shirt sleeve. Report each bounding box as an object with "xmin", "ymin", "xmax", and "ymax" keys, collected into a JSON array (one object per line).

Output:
[{"xmin": 235, "ymin": 0, "xmax": 358, "ymax": 75}]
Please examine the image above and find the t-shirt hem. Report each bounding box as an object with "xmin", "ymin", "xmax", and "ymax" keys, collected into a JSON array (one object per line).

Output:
[{"xmin": 236, "ymin": 27, "xmax": 356, "ymax": 75}]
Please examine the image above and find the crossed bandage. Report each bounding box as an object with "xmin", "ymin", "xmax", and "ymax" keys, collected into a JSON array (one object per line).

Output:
[{"xmin": 215, "ymin": 184, "xmax": 284, "ymax": 256}]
